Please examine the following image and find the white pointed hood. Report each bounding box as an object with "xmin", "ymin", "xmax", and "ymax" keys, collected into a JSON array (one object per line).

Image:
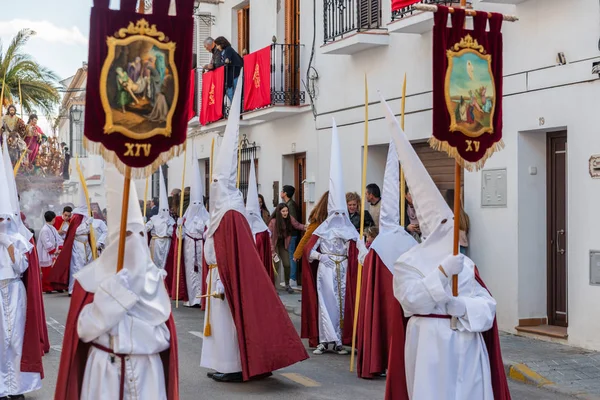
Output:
[
  {"xmin": 313, "ymin": 119, "xmax": 358, "ymax": 242},
  {"xmin": 206, "ymin": 72, "xmax": 246, "ymax": 238},
  {"xmin": 379, "ymin": 94, "xmax": 453, "ymax": 240},
  {"xmin": 245, "ymin": 155, "xmax": 269, "ymax": 235},
  {"xmin": 76, "ymin": 164, "xmax": 171, "ymax": 325},
  {"xmin": 182, "ymin": 149, "xmax": 210, "ymax": 228},
  {"xmin": 158, "ymin": 166, "xmax": 170, "ymax": 219},
  {"xmin": 2, "ymin": 136, "xmax": 33, "ymax": 242},
  {"xmin": 73, "ymin": 172, "xmax": 89, "ymax": 217},
  {"xmin": 380, "ymin": 94, "xmax": 457, "ymax": 278},
  {"xmin": 0, "ymin": 142, "xmax": 31, "ymax": 254},
  {"xmin": 370, "ymin": 139, "xmax": 417, "ymax": 272}
]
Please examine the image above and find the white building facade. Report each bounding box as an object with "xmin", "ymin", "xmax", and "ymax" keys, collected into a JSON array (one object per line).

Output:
[{"xmin": 161, "ymin": 0, "xmax": 600, "ymax": 350}]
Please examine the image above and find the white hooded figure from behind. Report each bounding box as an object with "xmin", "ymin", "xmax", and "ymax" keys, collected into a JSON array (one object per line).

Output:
[
  {"xmin": 176, "ymin": 149, "xmax": 210, "ymax": 307},
  {"xmin": 309, "ymin": 118, "xmax": 358, "ymax": 356},
  {"xmin": 245, "ymin": 154, "xmax": 269, "ymax": 239},
  {"xmin": 380, "ymin": 93, "xmax": 497, "ymax": 400},
  {"xmin": 146, "ymin": 166, "xmax": 175, "ymax": 270},
  {"xmin": 0, "ymin": 143, "xmax": 42, "ymax": 398},
  {"xmin": 66, "ymin": 177, "xmax": 94, "ymax": 294},
  {"xmin": 74, "ymin": 163, "xmax": 172, "ymax": 400}
]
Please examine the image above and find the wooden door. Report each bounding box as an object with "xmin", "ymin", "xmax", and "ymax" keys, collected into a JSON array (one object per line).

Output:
[
  {"xmin": 237, "ymin": 6, "xmax": 250, "ymax": 55},
  {"xmin": 294, "ymin": 153, "xmax": 306, "ymax": 223},
  {"xmin": 547, "ymin": 131, "xmax": 568, "ymax": 327},
  {"xmin": 284, "ymin": 0, "xmax": 300, "ymax": 105}
]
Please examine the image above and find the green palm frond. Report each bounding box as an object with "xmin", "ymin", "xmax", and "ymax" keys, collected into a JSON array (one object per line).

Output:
[{"xmin": 0, "ymin": 27, "xmax": 59, "ymax": 121}]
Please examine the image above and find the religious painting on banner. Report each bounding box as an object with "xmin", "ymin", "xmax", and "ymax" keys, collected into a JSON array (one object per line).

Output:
[
  {"xmin": 243, "ymin": 46, "xmax": 271, "ymax": 112},
  {"xmin": 84, "ymin": 0, "xmax": 194, "ymax": 176},
  {"xmin": 431, "ymin": 6, "xmax": 504, "ymax": 171},
  {"xmin": 199, "ymin": 67, "xmax": 225, "ymax": 125}
]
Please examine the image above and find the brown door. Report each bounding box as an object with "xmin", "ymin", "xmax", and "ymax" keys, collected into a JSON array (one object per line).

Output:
[
  {"xmin": 237, "ymin": 6, "xmax": 250, "ymax": 55},
  {"xmin": 547, "ymin": 131, "xmax": 568, "ymax": 327},
  {"xmin": 294, "ymin": 153, "xmax": 306, "ymax": 223},
  {"xmin": 285, "ymin": 0, "xmax": 300, "ymax": 105}
]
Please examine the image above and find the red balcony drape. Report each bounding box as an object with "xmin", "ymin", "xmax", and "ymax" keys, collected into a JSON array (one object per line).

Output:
[
  {"xmin": 200, "ymin": 67, "xmax": 225, "ymax": 125},
  {"xmin": 188, "ymin": 69, "xmax": 196, "ymax": 121},
  {"xmin": 243, "ymin": 46, "xmax": 272, "ymax": 112},
  {"xmin": 392, "ymin": 0, "xmax": 420, "ymax": 12}
]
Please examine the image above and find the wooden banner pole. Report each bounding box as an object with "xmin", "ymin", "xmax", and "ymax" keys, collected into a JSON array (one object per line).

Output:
[
  {"xmin": 76, "ymin": 158, "xmax": 98, "ymax": 260},
  {"xmin": 400, "ymin": 74, "xmax": 407, "ymax": 227},
  {"xmin": 350, "ymin": 73, "xmax": 369, "ymax": 371},
  {"xmin": 18, "ymin": 80, "xmax": 23, "ymax": 119},
  {"xmin": 175, "ymin": 145, "xmax": 188, "ymax": 308},
  {"xmin": 116, "ymin": 167, "xmax": 132, "ymax": 272},
  {"xmin": 143, "ymin": 177, "xmax": 149, "ymax": 219}
]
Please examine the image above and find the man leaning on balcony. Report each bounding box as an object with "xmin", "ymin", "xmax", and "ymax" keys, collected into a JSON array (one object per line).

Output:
[{"xmin": 203, "ymin": 37, "xmax": 223, "ymax": 72}]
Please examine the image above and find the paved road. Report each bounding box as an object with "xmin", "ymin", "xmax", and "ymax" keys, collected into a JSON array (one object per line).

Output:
[{"xmin": 29, "ymin": 292, "xmax": 574, "ymax": 399}]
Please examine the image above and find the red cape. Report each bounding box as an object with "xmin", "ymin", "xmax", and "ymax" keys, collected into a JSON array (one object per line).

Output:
[
  {"xmin": 255, "ymin": 230, "xmax": 273, "ymax": 284},
  {"xmin": 213, "ymin": 211, "xmax": 308, "ymax": 380},
  {"xmin": 383, "ymin": 266, "xmax": 511, "ymax": 400},
  {"xmin": 27, "ymin": 240, "xmax": 50, "ymax": 355},
  {"xmin": 163, "ymin": 225, "xmax": 178, "ymax": 294},
  {"xmin": 20, "ymin": 241, "xmax": 46, "ymax": 377},
  {"xmin": 50, "ymin": 214, "xmax": 84, "ymax": 290},
  {"xmin": 170, "ymin": 229, "xmax": 207, "ymax": 308},
  {"xmin": 53, "ymin": 281, "xmax": 179, "ymax": 400},
  {"xmin": 356, "ymin": 250, "xmax": 398, "ymax": 379},
  {"xmin": 300, "ymin": 234, "xmax": 358, "ymax": 348},
  {"xmin": 54, "ymin": 215, "xmax": 65, "ymax": 231}
]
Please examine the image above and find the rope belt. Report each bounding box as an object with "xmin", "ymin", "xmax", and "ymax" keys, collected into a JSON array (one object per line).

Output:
[
  {"xmin": 208, "ymin": 264, "xmax": 218, "ymax": 270},
  {"xmin": 91, "ymin": 343, "xmax": 127, "ymax": 400},
  {"xmin": 75, "ymin": 237, "xmax": 89, "ymax": 244},
  {"xmin": 185, "ymin": 234, "xmax": 203, "ymax": 273},
  {"xmin": 412, "ymin": 314, "xmax": 452, "ymax": 319},
  {"xmin": 151, "ymin": 236, "xmax": 171, "ymax": 239},
  {"xmin": 319, "ymin": 252, "xmax": 347, "ymax": 330}
]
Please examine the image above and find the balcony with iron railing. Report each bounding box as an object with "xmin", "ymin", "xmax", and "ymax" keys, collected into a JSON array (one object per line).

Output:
[
  {"xmin": 321, "ymin": 0, "xmax": 389, "ymax": 55},
  {"xmin": 196, "ymin": 43, "xmax": 309, "ymax": 134},
  {"xmin": 388, "ymin": 0, "xmax": 472, "ymax": 34}
]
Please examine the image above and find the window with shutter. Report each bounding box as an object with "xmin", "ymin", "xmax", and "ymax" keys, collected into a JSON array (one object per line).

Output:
[
  {"xmin": 196, "ymin": 14, "xmax": 212, "ymax": 115},
  {"xmin": 358, "ymin": 0, "xmax": 381, "ymax": 30},
  {"xmin": 284, "ymin": 0, "xmax": 300, "ymax": 105}
]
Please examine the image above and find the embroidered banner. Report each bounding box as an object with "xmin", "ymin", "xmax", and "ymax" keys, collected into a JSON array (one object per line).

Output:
[
  {"xmin": 431, "ymin": 6, "xmax": 504, "ymax": 171},
  {"xmin": 200, "ymin": 67, "xmax": 225, "ymax": 125},
  {"xmin": 84, "ymin": 0, "xmax": 194, "ymax": 176},
  {"xmin": 243, "ymin": 46, "xmax": 272, "ymax": 112},
  {"xmin": 391, "ymin": 0, "xmax": 421, "ymax": 12}
]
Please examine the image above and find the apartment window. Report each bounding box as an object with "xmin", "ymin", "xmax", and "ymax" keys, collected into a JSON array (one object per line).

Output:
[{"xmin": 323, "ymin": 0, "xmax": 381, "ymax": 43}]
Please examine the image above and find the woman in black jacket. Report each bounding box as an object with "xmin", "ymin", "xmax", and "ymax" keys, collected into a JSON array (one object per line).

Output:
[{"xmin": 214, "ymin": 36, "xmax": 243, "ymax": 101}]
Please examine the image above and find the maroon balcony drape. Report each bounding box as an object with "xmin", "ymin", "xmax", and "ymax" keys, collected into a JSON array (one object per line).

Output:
[
  {"xmin": 431, "ymin": 6, "xmax": 504, "ymax": 171},
  {"xmin": 188, "ymin": 69, "xmax": 196, "ymax": 121},
  {"xmin": 243, "ymin": 46, "xmax": 272, "ymax": 112},
  {"xmin": 84, "ymin": 0, "xmax": 194, "ymax": 172},
  {"xmin": 200, "ymin": 67, "xmax": 225, "ymax": 125}
]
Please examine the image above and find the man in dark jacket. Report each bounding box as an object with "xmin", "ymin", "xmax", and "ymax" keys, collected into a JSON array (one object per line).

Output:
[{"xmin": 281, "ymin": 185, "xmax": 300, "ymax": 288}]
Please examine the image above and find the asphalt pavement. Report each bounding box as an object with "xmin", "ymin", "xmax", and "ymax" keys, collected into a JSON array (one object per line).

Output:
[{"xmin": 28, "ymin": 292, "xmax": 576, "ymax": 400}]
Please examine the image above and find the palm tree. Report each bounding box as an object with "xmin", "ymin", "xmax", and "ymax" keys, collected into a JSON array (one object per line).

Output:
[{"xmin": 0, "ymin": 28, "xmax": 60, "ymax": 118}]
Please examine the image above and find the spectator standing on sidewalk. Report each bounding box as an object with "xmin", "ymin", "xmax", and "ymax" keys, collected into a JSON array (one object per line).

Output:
[
  {"xmin": 268, "ymin": 203, "xmax": 305, "ymax": 293},
  {"xmin": 281, "ymin": 185, "xmax": 301, "ymax": 288},
  {"xmin": 365, "ymin": 183, "xmax": 382, "ymax": 229},
  {"xmin": 346, "ymin": 192, "xmax": 374, "ymax": 232}
]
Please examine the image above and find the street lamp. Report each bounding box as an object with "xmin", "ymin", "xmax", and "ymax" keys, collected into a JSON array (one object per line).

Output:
[{"xmin": 71, "ymin": 107, "xmax": 83, "ymax": 123}]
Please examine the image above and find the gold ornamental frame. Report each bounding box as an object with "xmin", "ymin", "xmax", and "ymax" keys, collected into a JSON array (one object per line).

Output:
[
  {"xmin": 99, "ymin": 19, "xmax": 179, "ymax": 140},
  {"xmin": 444, "ymin": 34, "xmax": 496, "ymax": 138}
]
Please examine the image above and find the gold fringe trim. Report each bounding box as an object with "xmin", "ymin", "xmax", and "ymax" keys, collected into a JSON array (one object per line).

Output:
[
  {"xmin": 428, "ymin": 137, "xmax": 505, "ymax": 172},
  {"xmin": 84, "ymin": 137, "xmax": 186, "ymax": 179}
]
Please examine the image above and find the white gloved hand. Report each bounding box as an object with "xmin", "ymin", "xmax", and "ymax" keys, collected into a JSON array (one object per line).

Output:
[
  {"xmin": 0, "ymin": 233, "xmax": 12, "ymax": 248},
  {"xmin": 116, "ymin": 269, "xmax": 132, "ymax": 291},
  {"xmin": 356, "ymin": 239, "xmax": 368, "ymax": 264},
  {"xmin": 216, "ymin": 280, "xmax": 225, "ymax": 295},
  {"xmin": 446, "ymin": 296, "xmax": 467, "ymax": 318},
  {"xmin": 440, "ymin": 254, "xmax": 464, "ymax": 277},
  {"xmin": 177, "ymin": 218, "xmax": 183, "ymax": 226}
]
